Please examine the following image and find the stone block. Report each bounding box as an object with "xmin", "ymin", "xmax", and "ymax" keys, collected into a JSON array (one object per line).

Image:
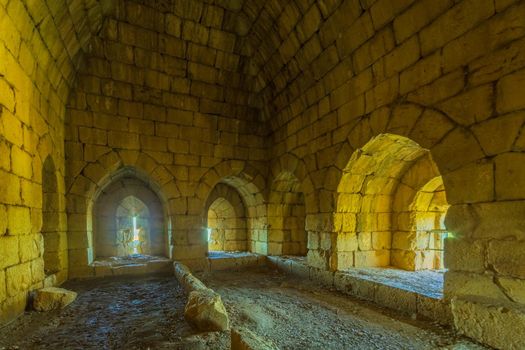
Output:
[
  {"xmin": 354, "ymin": 250, "xmax": 390, "ymax": 267},
  {"xmin": 112, "ymin": 264, "xmax": 148, "ymax": 276},
  {"xmin": 495, "ymin": 153, "xmax": 525, "ymax": 200},
  {"xmin": 497, "ymin": 68, "xmax": 525, "ymax": 114},
  {"xmin": 33, "ymin": 287, "xmax": 77, "ymax": 311},
  {"xmin": 444, "ymin": 271, "xmax": 509, "ymax": 301},
  {"xmin": 487, "ymin": 240, "xmax": 525, "ymax": 278},
  {"xmin": 0, "ymin": 294, "xmax": 26, "ymax": 326},
  {"xmin": 6, "ymin": 262, "xmax": 31, "ymax": 297},
  {"xmin": 393, "ymin": 0, "xmax": 452, "ymax": 43},
  {"xmin": 334, "ymin": 272, "xmax": 376, "ymax": 301},
  {"xmin": 452, "ymin": 296, "xmax": 525, "ymax": 350},
  {"xmin": 497, "ymin": 276, "xmax": 525, "ymax": 304},
  {"xmin": 399, "ymin": 52, "xmax": 442, "ymax": 95},
  {"xmin": 419, "ymin": 0, "xmax": 494, "ymax": 55},
  {"xmin": 184, "ymin": 288, "xmax": 230, "ymax": 331},
  {"xmin": 417, "ymin": 295, "xmax": 452, "ymax": 325},
  {"xmin": 7, "ymin": 206, "xmax": 31, "ymax": 235},
  {"xmin": 444, "ymin": 238, "xmax": 485, "ymax": 273},
  {"xmin": 231, "ymin": 327, "xmax": 278, "ymax": 350},
  {"xmin": 0, "ymin": 236, "xmax": 19, "ymax": 269},
  {"xmin": 290, "ymin": 259, "xmax": 309, "ymax": 279},
  {"xmin": 375, "ymin": 284, "xmax": 417, "ymax": 315},
  {"xmin": 309, "ymin": 267, "xmax": 334, "ymax": 287}
]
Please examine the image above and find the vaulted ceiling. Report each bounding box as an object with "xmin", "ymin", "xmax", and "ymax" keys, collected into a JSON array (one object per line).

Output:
[{"xmin": 19, "ymin": 0, "xmax": 343, "ymax": 129}]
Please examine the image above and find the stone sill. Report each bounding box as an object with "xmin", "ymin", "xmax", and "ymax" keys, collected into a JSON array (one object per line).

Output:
[{"xmin": 267, "ymin": 255, "xmax": 452, "ymax": 326}]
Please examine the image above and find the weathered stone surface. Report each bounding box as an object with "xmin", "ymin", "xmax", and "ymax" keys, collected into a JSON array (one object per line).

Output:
[
  {"xmin": 33, "ymin": 287, "xmax": 77, "ymax": 312},
  {"xmin": 0, "ymin": 2, "xmax": 524, "ymax": 349},
  {"xmin": 231, "ymin": 327, "xmax": 279, "ymax": 350},
  {"xmin": 184, "ymin": 288, "xmax": 230, "ymax": 331},
  {"xmin": 452, "ymin": 296, "xmax": 525, "ymax": 350}
]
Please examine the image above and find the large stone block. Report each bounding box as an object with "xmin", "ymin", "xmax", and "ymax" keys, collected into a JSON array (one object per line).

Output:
[
  {"xmin": 444, "ymin": 238, "xmax": 485, "ymax": 273},
  {"xmin": 487, "ymin": 240, "xmax": 525, "ymax": 278},
  {"xmin": 419, "ymin": 0, "xmax": 494, "ymax": 55},
  {"xmin": 33, "ymin": 287, "xmax": 77, "ymax": 311},
  {"xmin": 393, "ymin": 0, "xmax": 453, "ymax": 43},
  {"xmin": 6, "ymin": 262, "xmax": 31, "ymax": 297},
  {"xmin": 417, "ymin": 295, "xmax": 452, "ymax": 325},
  {"xmin": 0, "ymin": 236, "xmax": 19, "ymax": 269},
  {"xmin": 7, "ymin": 206, "xmax": 31, "ymax": 235},
  {"xmin": 497, "ymin": 68, "xmax": 525, "ymax": 114},
  {"xmin": 334, "ymin": 272, "xmax": 376, "ymax": 301},
  {"xmin": 495, "ymin": 153, "xmax": 525, "ymax": 200},
  {"xmin": 184, "ymin": 288, "xmax": 230, "ymax": 331},
  {"xmin": 452, "ymin": 296, "xmax": 525, "ymax": 350},
  {"xmin": 375, "ymin": 284, "xmax": 417, "ymax": 314}
]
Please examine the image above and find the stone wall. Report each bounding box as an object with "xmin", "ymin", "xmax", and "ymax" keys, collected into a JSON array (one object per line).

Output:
[
  {"xmin": 268, "ymin": 171, "xmax": 307, "ymax": 256},
  {"xmin": 254, "ymin": 0, "xmax": 525, "ymax": 347},
  {"xmin": 1, "ymin": 0, "xmax": 525, "ymax": 347},
  {"xmin": 65, "ymin": 0, "xmax": 268, "ymax": 276},
  {"xmin": 0, "ymin": 0, "xmax": 114, "ymax": 325}
]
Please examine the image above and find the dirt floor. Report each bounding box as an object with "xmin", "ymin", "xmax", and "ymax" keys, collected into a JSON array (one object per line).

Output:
[
  {"xmin": 0, "ymin": 267, "xmax": 487, "ymax": 350},
  {"xmin": 0, "ymin": 275, "xmax": 228, "ymax": 350}
]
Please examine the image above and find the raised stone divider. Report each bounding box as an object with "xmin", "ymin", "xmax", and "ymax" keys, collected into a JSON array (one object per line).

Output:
[
  {"xmin": 231, "ymin": 327, "xmax": 279, "ymax": 350},
  {"xmin": 174, "ymin": 261, "xmax": 230, "ymax": 332}
]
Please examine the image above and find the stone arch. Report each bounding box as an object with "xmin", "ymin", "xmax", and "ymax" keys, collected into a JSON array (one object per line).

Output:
[
  {"xmin": 42, "ymin": 156, "xmax": 62, "ymax": 276},
  {"xmin": 391, "ymin": 154, "xmax": 449, "ymax": 271},
  {"xmin": 332, "ymin": 132, "xmax": 453, "ymax": 272},
  {"xmin": 93, "ymin": 176, "xmax": 166, "ymax": 259},
  {"xmin": 204, "ymin": 183, "xmax": 248, "ymax": 253},
  {"xmin": 115, "ymin": 196, "xmax": 152, "ymax": 255},
  {"xmin": 66, "ymin": 151, "xmax": 176, "ymax": 277},
  {"xmin": 406, "ymin": 176, "xmax": 449, "ymax": 270},
  {"xmin": 315, "ymin": 105, "xmax": 485, "ymax": 271},
  {"xmin": 196, "ymin": 160, "xmax": 268, "ymax": 254}
]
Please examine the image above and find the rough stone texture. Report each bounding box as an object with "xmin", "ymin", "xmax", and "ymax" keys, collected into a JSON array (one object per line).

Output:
[
  {"xmin": 175, "ymin": 261, "xmax": 230, "ymax": 331},
  {"xmin": 184, "ymin": 288, "xmax": 230, "ymax": 331},
  {"xmin": 452, "ymin": 296, "xmax": 525, "ymax": 350},
  {"xmin": 231, "ymin": 327, "xmax": 279, "ymax": 350},
  {"xmin": 206, "ymin": 184, "xmax": 248, "ymax": 252},
  {"xmin": 33, "ymin": 287, "xmax": 77, "ymax": 312},
  {"xmin": 0, "ymin": 0, "xmax": 524, "ymax": 347},
  {"xmin": 269, "ymin": 256, "xmax": 452, "ymax": 325}
]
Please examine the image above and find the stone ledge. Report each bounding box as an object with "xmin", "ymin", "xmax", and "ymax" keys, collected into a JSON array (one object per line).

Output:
[
  {"xmin": 231, "ymin": 327, "xmax": 279, "ymax": 350},
  {"xmin": 452, "ymin": 296, "xmax": 525, "ymax": 350},
  {"xmin": 267, "ymin": 256, "xmax": 452, "ymax": 325},
  {"xmin": 182, "ymin": 252, "xmax": 267, "ymax": 273}
]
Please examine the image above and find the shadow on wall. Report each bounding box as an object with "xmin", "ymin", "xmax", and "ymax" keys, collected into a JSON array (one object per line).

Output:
[
  {"xmin": 268, "ymin": 171, "xmax": 307, "ymax": 256},
  {"xmin": 42, "ymin": 156, "xmax": 63, "ymax": 277}
]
